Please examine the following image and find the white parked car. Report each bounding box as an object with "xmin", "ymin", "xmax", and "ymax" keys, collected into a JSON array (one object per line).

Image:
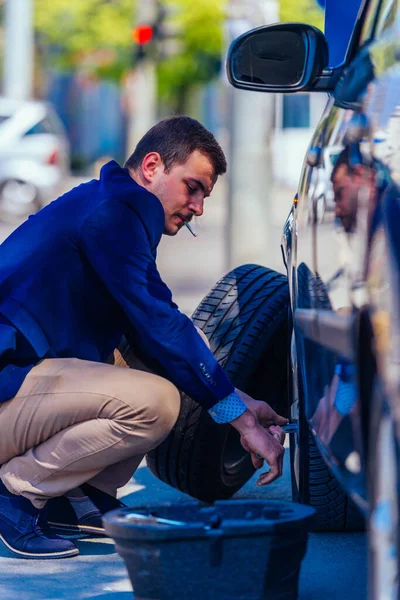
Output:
[{"xmin": 0, "ymin": 97, "xmax": 70, "ymax": 223}]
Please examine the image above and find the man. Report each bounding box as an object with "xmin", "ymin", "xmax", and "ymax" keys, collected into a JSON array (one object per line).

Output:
[
  {"xmin": 0, "ymin": 116, "xmax": 287, "ymax": 559},
  {"xmin": 331, "ymin": 144, "xmax": 377, "ymax": 234}
]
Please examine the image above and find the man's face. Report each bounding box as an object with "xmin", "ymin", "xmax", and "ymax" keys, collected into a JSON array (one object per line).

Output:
[
  {"xmin": 332, "ymin": 163, "xmax": 376, "ymax": 233},
  {"xmin": 148, "ymin": 150, "xmax": 217, "ymax": 236},
  {"xmin": 332, "ymin": 163, "xmax": 359, "ymax": 233}
]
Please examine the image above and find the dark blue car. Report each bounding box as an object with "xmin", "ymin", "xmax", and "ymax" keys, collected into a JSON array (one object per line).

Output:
[
  {"xmin": 147, "ymin": 2, "xmax": 399, "ymax": 596},
  {"xmin": 225, "ymin": 1, "xmax": 400, "ymax": 597}
]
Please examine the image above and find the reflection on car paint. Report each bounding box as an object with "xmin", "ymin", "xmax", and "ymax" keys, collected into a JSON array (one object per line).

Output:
[{"xmin": 290, "ymin": 19, "xmax": 400, "ymax": 504}]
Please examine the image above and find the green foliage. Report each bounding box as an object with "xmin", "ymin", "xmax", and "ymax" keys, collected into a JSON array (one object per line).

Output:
[
  {"xmin": 34, "ymin": 0, "xmax": 226, "ymax": 105},
  {"xmin": 34, "ymin": 0, "xmax": 323, "ymax": 102},
  {"xmin": 279, "ymin": 0, "xmax": 324, "ymax": 31},
  {"xmin": 155, "ymin": 0, "xmax": 226, "ymax": 107},
  {"xmin": 34, "ymin": 0, "xmax": 135, "ymax": 80}
]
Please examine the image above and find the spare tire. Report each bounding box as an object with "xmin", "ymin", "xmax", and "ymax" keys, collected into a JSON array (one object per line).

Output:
[{"xmin": 146, "ymin": 264, "xmax": 290, "ymax": 502}]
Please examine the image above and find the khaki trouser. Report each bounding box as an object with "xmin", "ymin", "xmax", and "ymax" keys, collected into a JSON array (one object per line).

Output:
[
  {"xmin": 0, "ymin": 338, "xmax": 183, "ymax": 508},
  {"xmin": 0, "ymin": 328, "xmax": 210, "ymax": 508}
]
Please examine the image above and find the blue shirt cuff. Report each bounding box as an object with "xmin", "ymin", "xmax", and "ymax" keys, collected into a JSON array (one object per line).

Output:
[{"xmin": 208, "ymin": 391, "xmax": 247, "ymax": 424}]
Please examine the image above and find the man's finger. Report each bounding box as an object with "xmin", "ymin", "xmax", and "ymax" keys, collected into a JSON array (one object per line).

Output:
[
  {"xmin": 259, "ymin": 408, "xmax": 288, "ymax": 428},
  {"xmin": 256, "ymin": 448, "xmax": 284, "ymax": 485},
  {"xmin": 269, "ymin": 425, "xmax": 286, "ymax": 445},
  {"xmin": 256, "ymin": 463, "xmax": 281, "ymax": 485},
  {"xmin": 274, "ymin": 414, "xmax": 289, "ymax": 426},
  {"xmin": 251, "ymin": 453, "xmax": 263, "ymax": 469},
  {"xmin": 273, "ymin": 432, "xmax": 284, "ymax": 445}
]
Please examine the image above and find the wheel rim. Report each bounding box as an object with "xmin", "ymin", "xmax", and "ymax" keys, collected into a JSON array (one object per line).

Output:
[{"xmin": 370, "ymin": 411, "xmax": 399, "ymax": 600}]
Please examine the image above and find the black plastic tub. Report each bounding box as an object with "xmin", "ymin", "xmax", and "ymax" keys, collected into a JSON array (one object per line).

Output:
[{"xmin": 103, "ymin": 499, "xmax": 315, "ymax": 600}]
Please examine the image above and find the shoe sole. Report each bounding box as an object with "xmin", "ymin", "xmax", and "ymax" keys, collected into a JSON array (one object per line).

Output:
[
  {"xmin": 47, "ymin": 521, "xmax": 106, "ymax": 536},
  {"xmin": 0, "ymin": 534, "xmax": 79, "ymax": 559}
]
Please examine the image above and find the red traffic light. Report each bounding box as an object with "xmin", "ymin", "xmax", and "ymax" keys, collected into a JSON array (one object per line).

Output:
[{"xmin": 132, "ymin": 25, "xmax": 154, "ymax": 45}]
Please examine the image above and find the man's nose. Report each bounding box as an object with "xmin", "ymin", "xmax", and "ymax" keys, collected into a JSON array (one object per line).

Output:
[{"xmin": 189, "ymin": 197, "xmax": 204, "ymax": 217}]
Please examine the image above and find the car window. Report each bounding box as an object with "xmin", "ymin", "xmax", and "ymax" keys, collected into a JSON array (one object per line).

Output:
[
  {"xmin": 358, "ymin": 0, "xmax": 383, "ymax": 45},
  {"xmin": 347, "ymin": 0, "xmax": 396, "ymax": 62},
  {"xmin": 24, "ymin": 117, "xmax": 54, "ymax": 136},
  {"xmin": 374, "ymin": 0, "xmax": 398, "ymax": 35},
  {"xmin": 358, "ymin": 0, "xmax": 398, "ymax": 45}
]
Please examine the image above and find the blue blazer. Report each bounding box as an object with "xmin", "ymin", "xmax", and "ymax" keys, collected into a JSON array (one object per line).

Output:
[{"xmin": 0, "ymin": 161, "xmax": 234, "ymax": 408}]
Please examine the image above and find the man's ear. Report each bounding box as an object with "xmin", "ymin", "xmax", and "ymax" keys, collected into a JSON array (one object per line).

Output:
[
  {"xmin": 353, "ymin": 164, "xmax": 376, "ymax": 186},
  {"xmin": 141, "ymin": 152, "xmax": 163, "ymax": 183}
]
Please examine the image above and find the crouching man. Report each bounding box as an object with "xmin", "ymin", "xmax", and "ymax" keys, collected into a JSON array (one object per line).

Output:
[{"xmin": 0, "ymin": 116, "xmax": 287, "ymax": 558}]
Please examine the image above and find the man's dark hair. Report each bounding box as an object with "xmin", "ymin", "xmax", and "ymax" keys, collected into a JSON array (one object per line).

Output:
[
  {"xmin": 124, "ymin": 115, "xmax": 227, "ymax": 176},
  {"xmin": 331, "ymin": 146, "xmax": 352, "ymax": 182},
  {"xmin": 331, "ymin": 144, "xmax": 374, "ymax": 182}
]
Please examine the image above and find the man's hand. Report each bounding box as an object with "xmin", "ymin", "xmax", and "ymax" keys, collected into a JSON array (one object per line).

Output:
[
  {"xmin": 230, "ymin": 410, "xmax": 286, "ymax": 485},
  {"xmin": 235, "ymin": 388, "xmax": 288, "ymax": 428}
]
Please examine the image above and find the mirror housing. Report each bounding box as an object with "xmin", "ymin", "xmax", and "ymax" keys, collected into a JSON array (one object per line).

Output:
[{"xmin": 227, "ymin": 23, "xmax": 337, "ymax": 93}]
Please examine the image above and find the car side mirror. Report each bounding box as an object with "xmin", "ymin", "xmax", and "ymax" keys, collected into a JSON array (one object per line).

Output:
[{"xmin": 227, "ymin": 23, "xmax": 335, "ymax": 93}]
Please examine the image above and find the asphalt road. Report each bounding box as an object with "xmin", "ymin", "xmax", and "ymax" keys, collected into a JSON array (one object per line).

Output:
[
  {"xmin": 0, "ymin": 177, "xmax": 368, "ymax": 599},
  {"xmin": 0, "ymin": 452, "xmax": 367, "ymax": 599}
]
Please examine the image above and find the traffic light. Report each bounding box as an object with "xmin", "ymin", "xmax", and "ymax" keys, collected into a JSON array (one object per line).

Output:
[
  {"xmin": 132, "ymin": 25, "xmax": 154, "ymax": 46},
  {"xmin": 132, "ymin": 2, "xmax": 182, "ymax": 64},
  {"xmin": 132, "ymin": 24, "xmax": 154, "ymax": 62}
]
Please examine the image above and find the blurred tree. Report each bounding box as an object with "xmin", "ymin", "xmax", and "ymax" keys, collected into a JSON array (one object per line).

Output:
[
  {"xmin": 279, "ymin": 0, "xmax": 324, "ymax": 30},
  {"xmin": 34, "ymin": 0, "xmax": 135, "ymax": 81},
  {"xmin": 34, "ymin": 0, "xmax": 226, "ymax": 112},
  {"xmin": 156, "ymin": 0, "xmax": 226, "ymax": 112}
]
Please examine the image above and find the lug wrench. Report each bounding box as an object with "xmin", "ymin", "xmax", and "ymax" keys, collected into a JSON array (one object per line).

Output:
[
  {"xmin": 255, "ymin": 423, "xmax": 298, "ymax": 459},
  {"xmin": 282, "ymin": 423, "xmax": 298, "ymax": 434}
]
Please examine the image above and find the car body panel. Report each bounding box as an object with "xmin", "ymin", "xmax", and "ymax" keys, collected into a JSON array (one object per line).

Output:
[
  {"xmin": 229, "ymin": 0, "xmax": 400, "ymax": 593},
  {"xmin": 280, "ymin": 0, "xmax": 400, "ymax": 512}
]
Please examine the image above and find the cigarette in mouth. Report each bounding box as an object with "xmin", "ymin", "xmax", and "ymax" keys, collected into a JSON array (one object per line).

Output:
[{"xmin": 184, "ymin": 221, "xmax": 197, "ymax": 237}]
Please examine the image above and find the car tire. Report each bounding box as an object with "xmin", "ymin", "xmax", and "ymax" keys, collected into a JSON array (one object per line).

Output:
[
  {"xmin": 290, "ymin": 407, "xmax": 364, "ymax": 531},
  {"xmin": 292, "ymin": 263, "xmax": 365, "ymax": 531},
  {"xmin": 146, "ymin": 264, "xmax": 290, "ymax": 502}
]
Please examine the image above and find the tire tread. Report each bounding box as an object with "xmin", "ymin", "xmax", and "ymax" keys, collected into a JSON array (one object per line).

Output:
[{"xmin": 147, "ymin": 264, "xmax": 289, "ymax": 501}]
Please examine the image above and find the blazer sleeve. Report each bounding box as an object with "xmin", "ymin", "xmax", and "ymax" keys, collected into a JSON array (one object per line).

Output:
[{"xmin": 79, "ymin": 199, "xmax": 235, "ymax": 410}]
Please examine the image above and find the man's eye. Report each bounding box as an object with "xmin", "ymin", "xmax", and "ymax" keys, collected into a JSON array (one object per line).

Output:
[{"xmin": 186, "ymin": 183, "xmax": 197, "ymax": 194}]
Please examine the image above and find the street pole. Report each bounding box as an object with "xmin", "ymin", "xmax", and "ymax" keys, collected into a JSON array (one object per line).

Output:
[
  {"xmin": 3, "ymin": 0, "xmax": 34, "ymax": 100},
  {"xmin": 126, "ymin": 0, "xmax": 158, "ymax": 155},
  {"xmin": 225, "ymin": 0, "xmax": 279, "ymax": 270}
]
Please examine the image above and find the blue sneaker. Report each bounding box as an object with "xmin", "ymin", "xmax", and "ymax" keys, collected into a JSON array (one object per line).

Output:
[
  {"xmin": 47, "ymin": 484, "xmax": 126, "ymax": 537},
  {"xmin": 0, "ymin": 481, "xmax": 78, "ymax": 559}
]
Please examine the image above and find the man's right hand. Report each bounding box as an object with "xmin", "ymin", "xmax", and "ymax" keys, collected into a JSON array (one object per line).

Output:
[{"xmin": 230, "ymin": 410, "xmax": 285, "ymax": 485}]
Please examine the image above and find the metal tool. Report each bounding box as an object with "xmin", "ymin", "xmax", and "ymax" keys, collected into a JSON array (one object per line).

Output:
[
  {"xmin": 282, "ymin": 423, "xmax": 298, "ymax": 434},
  {"xmin": 255, "ymin": 423, "xmax": 298, "ymax": 459},
  {"xmin": 125, "ymin": 512, "xmax": 186, "ymax": 526}
]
